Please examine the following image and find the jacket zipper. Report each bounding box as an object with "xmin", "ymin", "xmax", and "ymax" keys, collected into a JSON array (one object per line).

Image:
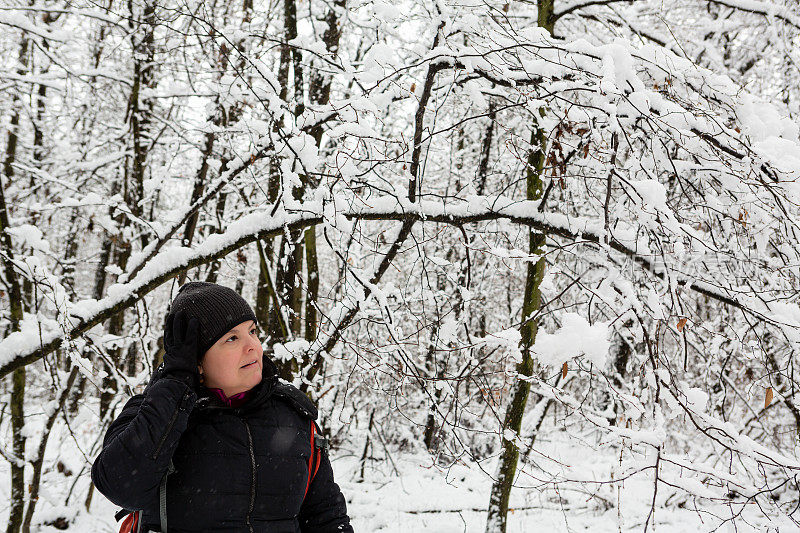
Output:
[
  {"xmin": 152, "ymin": 389, "xmax": 192, "ymax": 460},
  {"xmin": 243, "ymin": 420, "xmax": 256, "ymax": 533}
]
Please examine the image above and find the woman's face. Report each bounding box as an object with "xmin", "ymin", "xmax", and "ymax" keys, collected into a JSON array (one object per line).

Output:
[{"xmin": 198, "ymin": 320, "xmax": 263, "ymax": 396}]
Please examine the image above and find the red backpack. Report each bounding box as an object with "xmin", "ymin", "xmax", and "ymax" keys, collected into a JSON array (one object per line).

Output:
[{"xmin": 116, "ymin": 420, "xmax": 326, "ymax": 533}]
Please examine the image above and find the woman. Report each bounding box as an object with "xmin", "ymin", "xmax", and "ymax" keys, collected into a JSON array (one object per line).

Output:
[{"xmin": 91, "ymin": 281, "xmax": 353, "ymax": 532}]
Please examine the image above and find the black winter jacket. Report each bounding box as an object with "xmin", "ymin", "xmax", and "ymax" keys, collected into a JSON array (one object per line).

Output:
[{"xmin": 91, "ymin": 358, "xmax": 353, "ymax": 532}]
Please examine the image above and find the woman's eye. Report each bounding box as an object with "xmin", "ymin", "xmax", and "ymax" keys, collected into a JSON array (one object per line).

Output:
[{"xmin": 227, "ymin": 335, "xmax": 236, "ymax": 342}]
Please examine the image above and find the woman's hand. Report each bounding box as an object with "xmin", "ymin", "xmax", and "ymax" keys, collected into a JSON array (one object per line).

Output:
[{"xmin": 162, "ymin": 309, "xmax": 201, "ymax": 387}]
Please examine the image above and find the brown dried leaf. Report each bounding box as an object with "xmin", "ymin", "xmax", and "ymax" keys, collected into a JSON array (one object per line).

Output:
[
  {"xmin": 739, "ymin": 209, "xmax": 749, "ymax": 227},
  {"xmin": 765, "ymin": 387, "xmax": 773, "ymax": 409},
  {"xmin": 677, "ymin": 317, "xmax": 688, "ymax": 331},
  {"xmin": 562, "ymin": 361, "xmax": 568, "ymax": 379}
]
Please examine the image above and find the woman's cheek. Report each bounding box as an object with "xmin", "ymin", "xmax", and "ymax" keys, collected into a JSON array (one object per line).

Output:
[{"xmin": 213, "ymin": 352, "xmax": 233, "ymax": 382}]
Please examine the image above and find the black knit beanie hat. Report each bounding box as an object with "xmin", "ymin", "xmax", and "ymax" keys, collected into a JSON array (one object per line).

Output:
[{"xmin": 165, "ymin": 281, "xmax": 258, "ymax": 359}]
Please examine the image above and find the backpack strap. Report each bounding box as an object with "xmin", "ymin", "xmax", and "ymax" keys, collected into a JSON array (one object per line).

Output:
[
  {"xmin": 159, "ymin": 460, "xmax": 175, "ymax": 532},
  {"xmin": 117, "ymin": 510, "xmax": 140, "ymax": 533},
  {"xmin": 303, "ymin": 420, "xmax": 316, "ymax": 500},
  {"xmin": 303, "ymin": 420, "xmax": 328, "ymax": 500},
  {"xmin": 272, "ymin": 381, "xmax": 318, "ymax": 420},
  {"xmin": 273, "ymin": 381, "xmax": 322, "ymax": 500}
]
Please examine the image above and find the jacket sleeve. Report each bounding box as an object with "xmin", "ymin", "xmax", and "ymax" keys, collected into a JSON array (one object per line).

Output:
[
  {"xmin": 299, "ymin": 442, "xmax": 354, "ymax": 533},
  {"xmin": 90, "ymin": 374, "xmax": 197, "ymax": 511}
]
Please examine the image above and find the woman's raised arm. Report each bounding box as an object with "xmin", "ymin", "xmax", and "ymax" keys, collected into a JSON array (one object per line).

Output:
[
  {"xmin": 91, "ymin": 310, "xmax": 201, "ymax": 510},
  {"xmin": 90, "ymin": 372, "xmax": 197, "ymax": 510}
]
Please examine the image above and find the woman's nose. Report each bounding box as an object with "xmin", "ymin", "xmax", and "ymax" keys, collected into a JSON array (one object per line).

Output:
[{"xmin": 245, "ymin": 335, "xmax": 262, "ymax": 353}]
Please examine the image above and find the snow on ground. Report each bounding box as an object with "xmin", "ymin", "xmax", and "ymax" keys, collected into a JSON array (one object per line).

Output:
[
  {"xmin": 1, "ymin": 400, "xmax": 791, "ymax": 532},
  {"xmin": 338, "ymin": 450, "xmax": 782, "ymax": 532},
  {"xmin": 2, "ymin": 455, "xmax": 788, "ymax": 532}
]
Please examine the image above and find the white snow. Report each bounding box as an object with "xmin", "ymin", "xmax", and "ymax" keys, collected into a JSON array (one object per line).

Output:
[{"xmin": 532, "ymin": 313, "xmax": 611, "ymax": 368}]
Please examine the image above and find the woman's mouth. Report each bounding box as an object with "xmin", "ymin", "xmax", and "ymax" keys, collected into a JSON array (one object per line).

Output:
[{"xmin": 240, "ymin": 359, "xmax": 258, "ymax": 369}]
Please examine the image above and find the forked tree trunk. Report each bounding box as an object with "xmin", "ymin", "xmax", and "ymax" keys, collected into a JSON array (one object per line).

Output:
[{"xmin": 21, "ymin": 368, "xmax": 79, "ymax": 533}]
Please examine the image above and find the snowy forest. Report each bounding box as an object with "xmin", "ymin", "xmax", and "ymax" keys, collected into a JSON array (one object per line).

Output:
[{"xmin": 2, "ymin": 0, "xmax": 800, "ymax": 531}]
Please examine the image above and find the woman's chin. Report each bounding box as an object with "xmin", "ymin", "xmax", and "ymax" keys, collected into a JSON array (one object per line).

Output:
[{"xmin": 244, "ymin": 366, "xmax": 262, "ymax": 385}]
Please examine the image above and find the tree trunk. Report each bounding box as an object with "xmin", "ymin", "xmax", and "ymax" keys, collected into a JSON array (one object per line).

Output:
[
  {"xmin": 98, "ymin": 242, "xmax": 132, "ymax": 418},
  {"xmin": 2, "ymin": 35, "xmax": 27, "ymax": 191},
  {"xmin": 99, "ymin": 0, "xmax": 156, "ymax": 424},
  {"xmin": 21, "ymin": 368, "xmax": 79, "ymax": 533},
  {"xmin": 485, "ymin": 4, "xmax": 555, "ymax": 528},
  {"xmin": 271, "ymin": 0, "xmax": 305, "ymax": 380},
  {"xmin": 302, "ymin": 13, "xmax": 439, "ymax": 386},
  {"xmin": 304, "ymin": 227, "xmax": 319, "ymax": 343},
  {"xmin": 307, "ymin": 0, "xmax": 346, "ymax": 146},
  {"xmin": 2, "ymin": 34, "xmax": 30, "ymax": 533},
  {"xmin": 6, "ymin": 369, "xmax": 26, "ymax": 533},
  {"xmin": 128, "ymin": 0, "xmax": 155, "ymax": 251},
  {"xmin": 256, "ymin": 239, "xmax": 272, "ymax": 332},
  {"xmin": 298, "ymin": 0, "xmax": 346, "ymax": 392},
  {"xmin": 180, "ymin": 0, "xmax": 252, "ymax": 286},
  {"xmin": 485, "ymin": 118, "xmax": 548, "ymax": 533},
  {"xmin": 68, "ymin": 228, "xmax": 114, "ymax": 414},
  {"xmin": 476, "ymin": 99, "xmax": 496, "ymax": 197},
  {"xmin": 203, "ymin": 190, "xmax": 230, "ymax": 284},
  {"xmin": 423, "ymin": 247, "xmax": 461, "ymax": 451}
]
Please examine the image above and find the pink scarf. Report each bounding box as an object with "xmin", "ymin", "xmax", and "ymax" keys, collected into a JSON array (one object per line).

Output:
[{"xmin": 208, "ymin": 387, "xmax": 251, "ymax": 408}]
